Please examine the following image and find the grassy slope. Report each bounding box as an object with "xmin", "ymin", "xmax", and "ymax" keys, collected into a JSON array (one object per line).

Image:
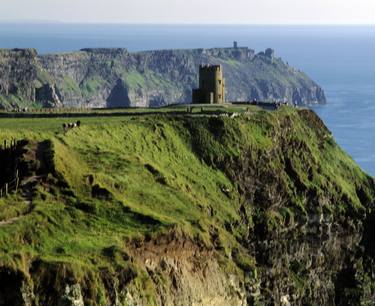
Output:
[{"xmin": 0, "ymin": 106, "xmax": 373, "ymax": 303}]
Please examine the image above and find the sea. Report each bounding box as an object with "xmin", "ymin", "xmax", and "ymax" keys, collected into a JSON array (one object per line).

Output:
[{"xmin": 0, "ymin": 23, "xmax": 374, "ymax": 176}]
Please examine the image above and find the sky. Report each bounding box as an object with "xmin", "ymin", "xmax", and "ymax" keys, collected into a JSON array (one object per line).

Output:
[{"xmin": 1, "ymin": 0, "xmax": 375, "ymax": 24}]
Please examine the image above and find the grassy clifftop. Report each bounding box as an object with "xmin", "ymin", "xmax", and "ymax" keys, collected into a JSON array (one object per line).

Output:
[{"xmin": 0, "ymin": 107, "xmax": 374, "ymax": 305}]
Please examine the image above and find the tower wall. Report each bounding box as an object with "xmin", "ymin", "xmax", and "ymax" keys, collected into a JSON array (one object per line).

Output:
[{"xmin": 194, "ymin": 65, "xmax": 225, "ymax": 104}]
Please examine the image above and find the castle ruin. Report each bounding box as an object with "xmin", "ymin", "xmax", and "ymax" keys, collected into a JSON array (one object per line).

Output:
[{"xmin": 192, "ymin": 65, "xmax": 225, "ymax": 104}]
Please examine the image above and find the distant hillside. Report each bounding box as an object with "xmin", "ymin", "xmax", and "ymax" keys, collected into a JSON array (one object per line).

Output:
[{"xmin": 0, "ymin": 47, "xmax": 326, "ymax": 109}]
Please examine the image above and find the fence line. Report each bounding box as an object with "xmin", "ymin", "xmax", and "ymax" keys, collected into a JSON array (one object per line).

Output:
[
  {"xmin": 0, "ymin": 140, "xmax": 20, "ymax": 198},
  {"xmin": 0, "ymin": 139, "xmax": 18, "ymax": 151},
  {"xmin": 0, "ymin": 170, "xmax": 19, "ymax": 198}
]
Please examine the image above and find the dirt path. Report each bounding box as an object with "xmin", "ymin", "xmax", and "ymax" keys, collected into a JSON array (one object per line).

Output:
[
  {"xmin": 0, "ymin": 214, "xmax": 25, "ymax": 226},
  {"xmin": 0, "ymin": 176, "xmax": 40, "ymax": 226}
]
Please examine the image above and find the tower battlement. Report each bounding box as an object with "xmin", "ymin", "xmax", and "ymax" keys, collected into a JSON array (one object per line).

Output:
[{"xmin": 199, "ymin": 65, "xmax": 221, "ymax": 72}]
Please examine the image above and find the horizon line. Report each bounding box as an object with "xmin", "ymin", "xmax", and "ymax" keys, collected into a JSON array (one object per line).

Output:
[{"xmin": 1, "ymin": 20, "xmax": 375, "ymax": 26}]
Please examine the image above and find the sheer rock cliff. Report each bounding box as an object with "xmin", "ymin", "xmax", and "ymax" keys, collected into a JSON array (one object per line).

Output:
[{"xmin": 0, "ymin": 47, "xmax": 326, "ymax": 109}]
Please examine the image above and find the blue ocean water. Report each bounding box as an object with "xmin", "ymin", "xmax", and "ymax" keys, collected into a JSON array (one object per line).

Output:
[{"xmin": 0, "ymin": 24, "xmax": 374, "ymax": 176}]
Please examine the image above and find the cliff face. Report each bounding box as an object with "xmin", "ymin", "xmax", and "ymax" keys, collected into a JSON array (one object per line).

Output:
[
  {"xmin": 0, "ymin": 107, "xmax": 374, "ymax": 305},
  {"xmin": 0, "ymin": 47, "xmax": 326, "ymax": 109},
  {"xmin": 0, "ymin": 49, "xmax": 39, "ymax": 108}
]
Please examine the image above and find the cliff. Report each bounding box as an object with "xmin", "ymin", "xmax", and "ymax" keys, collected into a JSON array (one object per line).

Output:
[
  {"xmin": 0, "ymin": 47, "xmax": 326, "ymax": 109},
  {"xmin": 0, "ymin": 106, "xmax": 374, "ymax": 305}
]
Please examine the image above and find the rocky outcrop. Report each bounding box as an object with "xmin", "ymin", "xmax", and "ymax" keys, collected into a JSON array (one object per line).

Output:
[
  {"xmin": 106, "ymin": 79, "xmax": 131, "ymax": 108},
  {"xmin": 127, "ymin": 232, "xmax": 247, "ymax": 306},
  {"xmin": 183, "ymin": 110, "xmax": 375, "ymax": 305},
  {"xmin": 0, "ymin": 47, "xmax": 326, "ymax": 109},
  {"xmin": 35, "ymin": 83, "xmax": 62, "ymax": 107},
  {"xmin": 58, "ymin": 284, "xmax": 84, "ymax": 306}
]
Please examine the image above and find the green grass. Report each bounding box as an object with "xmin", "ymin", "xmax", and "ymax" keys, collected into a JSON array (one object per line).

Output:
[
  {"xmin": 35, "ymin": 68, "xmax": 54, "ymax": 87},
  {"xmin": 123, "ymin": 70, "xmax": 146, "ymax": 88},
  {"xmin": 0, "ymin": 106, "xmax": 373, "ymax": 304},
  {"xmin": 81, "ymin": 76, "xmax": 107, "ymax": 98},
  {"xmin": 61, "ymin": 76, "xmax": 81, "ymax": 95},
  {"xmin": 0, "ymin": 95, "xmax": 42, "ymax": 110},
  {"xmin": 222, "ymin": 58, "xmax": 242, "ymax": 68}
]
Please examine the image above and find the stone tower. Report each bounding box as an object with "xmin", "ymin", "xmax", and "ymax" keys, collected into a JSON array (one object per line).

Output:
[{"xmin": 192, "ymin": 65, "xmax": 225, "ymax": 104}]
